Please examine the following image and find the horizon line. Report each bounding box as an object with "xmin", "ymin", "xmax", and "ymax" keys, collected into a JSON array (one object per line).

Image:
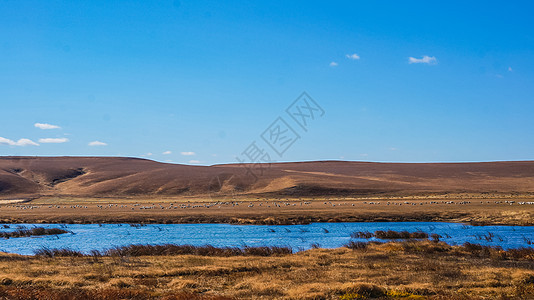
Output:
[{"xmin": 1, "ymin": 155, "xmax": 533, "ymax": 166}]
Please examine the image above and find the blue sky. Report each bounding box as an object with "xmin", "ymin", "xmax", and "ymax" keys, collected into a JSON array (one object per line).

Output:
[{"xmin": 1, "ymin": 1, "xmax": 533, "ymax": 165}]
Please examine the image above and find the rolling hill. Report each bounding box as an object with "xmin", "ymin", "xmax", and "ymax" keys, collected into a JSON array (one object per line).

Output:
[{"xmin": 1, "ymin": 156, "xmax": 534, "ymax": 198}]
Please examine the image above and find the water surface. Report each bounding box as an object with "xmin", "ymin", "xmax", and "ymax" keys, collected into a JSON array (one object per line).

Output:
[{"xmin": 1, "ymin": 222, "xmax": 533, "ymax": 255}]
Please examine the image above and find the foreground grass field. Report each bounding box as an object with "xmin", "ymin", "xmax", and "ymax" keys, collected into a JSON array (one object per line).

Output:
[{"xmin": 1, "ymin": 241, "xmax": 533, "ymax": 299}]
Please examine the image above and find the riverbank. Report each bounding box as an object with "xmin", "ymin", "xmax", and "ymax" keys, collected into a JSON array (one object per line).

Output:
[
  {"xmin": 0, "ymin": 240, "xmax": 533, "ymax": 299},
  {"xmin": 1, "ymin": 197, "xmax": 534, "ymax": 226}
]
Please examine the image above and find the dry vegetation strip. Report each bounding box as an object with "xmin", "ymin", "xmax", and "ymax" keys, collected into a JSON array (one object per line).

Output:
[
  {"xmin": 34, "ymin": 245, "xmax": 293, "ymax": 258},
  {"xmin": 0, "ymin": 241, "xmax": 534, "ymax": 299},
  {"xmin": 351, "ymin": 230, "xmax": 429, "ymax": 240},
  {"xmin": 0, "ymin": 227, "xmax": 69, "ymax": 239},
  {"xmin": 3, "ymin": 197, "xmax": 534, "ymax": 226}
]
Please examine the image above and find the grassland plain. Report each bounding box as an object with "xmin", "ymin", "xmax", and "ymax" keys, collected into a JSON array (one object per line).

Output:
[
  {"xmin": 1, "ymin": 191, "xmax": 534, "ymax": 299},
  {"xmin": 1, "ymin": 195, "xmax": 534, "ymax": 226},
  {"xmin": 0, "ymin": 241, "xmax": 533, "ymax": 299}
]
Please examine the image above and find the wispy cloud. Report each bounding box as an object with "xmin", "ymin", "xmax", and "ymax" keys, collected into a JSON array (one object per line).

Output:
[
  {"xmin": 0, "ymin": 137, "xmax": 16, "ymax": 146},
  {"xmin": 329, "ymin": 61, "xmax": 338, "ymax": 67},
  {"xmin": 0, "ymin": 137, "xmax": 39, "ymax": 146},
  {"xmin": 189, "ymin": 160, "xmax": 201, "ymax": 164},
  {"xmin": 35, "ymin": 123, "xmax": 61, "ymax": 130},
  {"xmin": 508, "ymin": 67, "xmax": 513, "ymax": 72},
  {"xmin": 88, "ymin": 141, "xmax": 107, "ymax": 146},
  {"xmin": 39, "ymin": 138, "xmax": 69, "ymax": 144},
  {"xmin": 163, "ymin": 150, "xmax": 172, "ymax": 155},
  {"xmin": 408, "ymin": 55, "xmax": 437, "ymax": 64},
  {"xmin": 346, "ymin": 53, "xmax": 360, "ymax": 60},
  {"xmin": 19, "ymin": 139, "xmax": 39, "ymax": 146},
  {"xmin": 180, "ymin": 151, "xmax": 195, "ymax": 156}
]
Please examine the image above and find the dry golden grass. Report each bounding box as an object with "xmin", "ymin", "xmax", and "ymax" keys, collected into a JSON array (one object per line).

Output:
[
  {"xmin": 2, "ymin": 196, "xmax": 534, "ymax": 226},
  {"xmin": 1, "ymin": 241, "xmax": 533, "ymax": 299}
]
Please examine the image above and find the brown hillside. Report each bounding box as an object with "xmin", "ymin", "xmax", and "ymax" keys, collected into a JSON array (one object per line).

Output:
[{"xmin": 1, "ymin": 157, "xmax": 534, "ymax": 198}]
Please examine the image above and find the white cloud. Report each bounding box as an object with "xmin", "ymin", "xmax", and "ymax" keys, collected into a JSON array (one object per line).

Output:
[
  {"xmin": 0, "ymin": 137, "xmax": 12, "ymax": 145},
  {"xmin": 408, "ymin": 55, "xmax": 437, "ymax": 64},
  {"xmin": 146, "ymin": 152, "xmax": 153, "ymax": 156},
  {"xmin": 329, "ymin": 61, "xmax": 338, "ymax": 67},
  {"xmin": 35, "ymin": 123, "xmax": 61, "ymax": 130},
  {"xmin": 39, "ymin": 138, "xmax": 69, "ymax": 144},
  {"xmin": 15, "ymin": 139, "xmax": 39, "ymax": 146},
  {"xmin": 508, "ymin": 67, "xmax": 513, "ymax": 72},
  {"xmin": 346, "ymin": 53, "xmax": 360, "ymax": 60},
  {"xmin": 0, "ymin": 137, "xmax": 39, "ymax": 146},
  {"xmin": 189, "ymin": 160, "xmax": 201, "ymax": 164},
  {"xmin": 0, "ymin": 137, "xmax": 15, "ymax": 145},
  {"xmin": 180, "ymin": 151, "xmax": 196, "ymax": 156},
  {"xmin": 88, "ymin": 141, "xmax": 107, "ymax": 146},
  {"xmin": 163, "ymin": 150, "xmax": 172, "ymax": 155}
]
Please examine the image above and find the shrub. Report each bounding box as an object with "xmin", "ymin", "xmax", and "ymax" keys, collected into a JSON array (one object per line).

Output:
[
  {"xmin": 430, "ymin": 233, "xmax": 442, "ymax": 242},
  {"xmin": 345, "ymin": 241, "xmax": 368, "ymax": 250},
  {"xmin": 374, "ymin": 230, "xmax": 428, "ymax": 239},
  {"xmin": 505, "ymin": 247, "xmax": 534, "ymax": 260},
  {"xmin": 351, "ymin": 231, "xmax": 373, "ymax": 239},
  {"xmin": 338, "ymin": 283, "xmax": 386, "ymax": 298}
]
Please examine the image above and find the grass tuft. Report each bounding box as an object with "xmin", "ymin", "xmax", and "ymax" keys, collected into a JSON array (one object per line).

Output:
[
  {"xmin": 0, "ymin": 227, "xmax": 70, "ymax": 239},
  {"xmin": 34, "ymin": 244, "xmax": 293, "ymax": 258},
  {"xmin": 350, "ymin": 230, "xmax": 429, "ymax": 240}
]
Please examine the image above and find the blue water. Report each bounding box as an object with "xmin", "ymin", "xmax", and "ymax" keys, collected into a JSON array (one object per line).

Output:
[{"xmin": 0, "ymin": 222, "xmax": 533, "ymax": 255}]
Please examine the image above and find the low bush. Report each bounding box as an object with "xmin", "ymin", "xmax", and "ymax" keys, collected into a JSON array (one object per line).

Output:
[
  {"xmin": 337, "ymin": 283, "xmax": 386, "ymax": 299},
  {"xmin": 351, "ymin": 231, "xmax": 373, "ymax": 239},
  {"xmin": 374, "ymin": 230, "xmax": 428, "ymax": 239},
  {"xmin": 345, "ymin": 241, "xmax": 368, "ymax": 250}
]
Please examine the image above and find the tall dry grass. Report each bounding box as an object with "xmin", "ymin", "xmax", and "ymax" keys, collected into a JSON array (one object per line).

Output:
[
  {"xmin": 0, "ymin": 227, "xmax": 69, "ymax": 238},
  {"xmin": 0, "ymin": 241, "xmax": 532, "ymax": 299},
  {"xmin": 34, "ymin": 244, "xmax": 292, "ymax": 258}
]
